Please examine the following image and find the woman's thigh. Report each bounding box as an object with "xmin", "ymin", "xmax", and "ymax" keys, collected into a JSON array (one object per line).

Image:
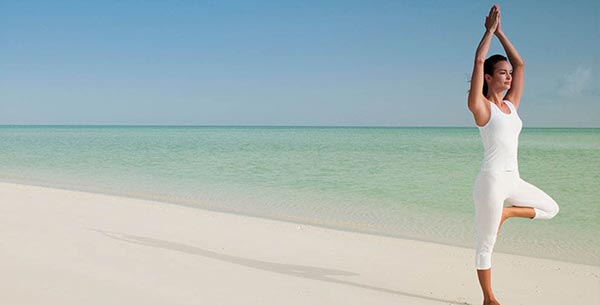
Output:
[{"xmin": 505, "ymin": 177, "xmax": 559, "ymax": 219}]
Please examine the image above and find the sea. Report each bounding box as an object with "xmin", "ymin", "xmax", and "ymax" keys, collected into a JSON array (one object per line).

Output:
[{"xmin": 0, "ymin": 126, "xmax": 598, "ymax": 266}]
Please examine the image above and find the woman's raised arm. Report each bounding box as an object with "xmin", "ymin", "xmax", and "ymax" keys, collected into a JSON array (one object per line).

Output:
[
  {"xmin": 468, "ymin": 5, "xmax": 499, "ymax": 126},
  {"xmin": 495, "ymin": 9, "xmax": 525, "ymax": 108}
]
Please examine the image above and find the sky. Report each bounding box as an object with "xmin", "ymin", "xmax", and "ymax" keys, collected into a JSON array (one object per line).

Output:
[{"xmin": 1, "ymin": 0, "xmax": 599, "ymax": 127}]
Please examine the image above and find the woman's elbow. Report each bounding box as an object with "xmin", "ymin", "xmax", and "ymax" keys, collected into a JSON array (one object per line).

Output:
[
  {"xmin": 513, "ymin": 59, "xmax": 525, "ymax": 67},
  {"xmin": 467, "ymin": 97, "xmax": 479, "ymax": 111}
]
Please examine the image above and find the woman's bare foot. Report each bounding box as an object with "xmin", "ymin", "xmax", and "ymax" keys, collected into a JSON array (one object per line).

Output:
[
  {"xmin": 497, "ymin": 207, "xmax": 511, "ymax": 236},
  {"xmin": 497, "ymin": 205, "xmax": 536, "ymax": 236},
  {"xmin": 483, "ymin": 299, "xmax": 502, "ymax": 305}
]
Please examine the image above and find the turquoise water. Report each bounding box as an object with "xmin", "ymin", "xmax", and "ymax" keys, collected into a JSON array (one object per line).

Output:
[{"xmin": 1, "ymin": 126, "xmax": 598, "ymax": 266}]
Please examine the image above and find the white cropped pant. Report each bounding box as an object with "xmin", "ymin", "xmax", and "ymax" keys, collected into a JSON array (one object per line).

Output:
[{"xmin": 472, "ymin": 170, "xmax": 559, "ymax": 270}]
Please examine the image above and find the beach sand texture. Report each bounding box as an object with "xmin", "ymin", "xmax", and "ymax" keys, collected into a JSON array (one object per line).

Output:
[{"xmin": 1, "ymin": 182, "xmax": 598, "ymax": 305}]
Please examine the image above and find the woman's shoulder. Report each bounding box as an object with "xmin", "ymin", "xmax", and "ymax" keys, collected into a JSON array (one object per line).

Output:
[{"xmin": 504, "ymin": 99, "xmax": 518, "ymax": 111}]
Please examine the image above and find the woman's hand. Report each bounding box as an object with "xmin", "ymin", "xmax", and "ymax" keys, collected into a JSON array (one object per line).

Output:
[
  {"xmin": 485, "ymin": 4, "xmax": 499, "ymax": 33},
  {"xmin": 495, "ymin": 5, "xmax": 504, "ymax": 35}
]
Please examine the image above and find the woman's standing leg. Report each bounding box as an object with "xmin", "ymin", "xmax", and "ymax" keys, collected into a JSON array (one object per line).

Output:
[{"xmin": 473, "ymin": 172, "xmax": 506, "ymax": 303}]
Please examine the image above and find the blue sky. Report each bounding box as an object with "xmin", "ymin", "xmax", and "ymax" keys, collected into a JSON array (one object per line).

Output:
[{"xmin": 1, "ymin": 1, "xmax": 598, "ymax": 127}]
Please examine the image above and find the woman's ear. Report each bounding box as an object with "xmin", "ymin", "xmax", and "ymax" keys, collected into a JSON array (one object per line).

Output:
[{"xmin": 484, "ymin": 74, "xmax": 491, "ymax": 83}]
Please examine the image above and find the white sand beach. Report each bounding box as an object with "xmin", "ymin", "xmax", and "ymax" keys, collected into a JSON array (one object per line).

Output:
[{"xmin": 0, "ymin": 181, "xmax": 598, "ymax": 305}]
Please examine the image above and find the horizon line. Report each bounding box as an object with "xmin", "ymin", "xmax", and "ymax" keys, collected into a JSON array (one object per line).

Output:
[{"xmin": 1, "ymin": 124, "xmax": 599, "ymax": 129}]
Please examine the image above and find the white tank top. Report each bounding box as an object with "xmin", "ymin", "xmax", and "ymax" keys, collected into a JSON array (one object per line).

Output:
[{"xmin": 478, "ymin": 100, "xmax": 522, "ymax": 172}]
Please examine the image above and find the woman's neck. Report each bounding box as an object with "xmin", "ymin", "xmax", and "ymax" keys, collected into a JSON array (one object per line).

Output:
[{"xmin": 487, "ymin": 91, "xmax": 505, "ymax": 104}]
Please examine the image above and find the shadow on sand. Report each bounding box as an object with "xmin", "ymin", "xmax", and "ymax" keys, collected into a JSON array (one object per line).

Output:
[{"xmin": 92, "ymin": 229, "xmax": 470, "ymax": 305}]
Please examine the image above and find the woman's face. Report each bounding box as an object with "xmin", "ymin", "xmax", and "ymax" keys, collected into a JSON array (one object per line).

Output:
[{"xmin": 486, "ymin": 60, "xmax": 513, "ymax": 92}]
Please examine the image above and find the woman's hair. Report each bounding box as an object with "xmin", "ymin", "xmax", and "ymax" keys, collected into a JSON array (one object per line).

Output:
[{"xmin": 483, "ymin": 54, "xmax": 508, "ymax": 96}]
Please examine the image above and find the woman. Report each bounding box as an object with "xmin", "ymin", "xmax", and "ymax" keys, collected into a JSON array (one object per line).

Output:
[{"xmin": 467, "ymin": 5, "xmax": 560, "ymax": 305}]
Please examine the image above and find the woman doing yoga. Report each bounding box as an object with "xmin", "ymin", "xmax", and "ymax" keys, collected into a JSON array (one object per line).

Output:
[{"xmin": 467, "ymin": 5, "xmax": 560, "ymax": 305}]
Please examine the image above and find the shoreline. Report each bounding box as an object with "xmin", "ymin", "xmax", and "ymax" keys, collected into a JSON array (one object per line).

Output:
[
  {"xmin": 1, "ymin": 178, "xmax": 597, "ymax": 268},
  {"xmin": 1, "ymin": 181, "xmax": 598, "ymax": 304}
]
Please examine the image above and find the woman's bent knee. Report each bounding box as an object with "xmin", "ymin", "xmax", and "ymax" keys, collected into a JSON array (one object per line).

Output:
[
  {"xmin": 533, "ymin": 201, "xmax": 559, "ymax": 220},
  {"xmin": 550, "ymin": 202, "xmax": 560, "ymax": 218}
]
